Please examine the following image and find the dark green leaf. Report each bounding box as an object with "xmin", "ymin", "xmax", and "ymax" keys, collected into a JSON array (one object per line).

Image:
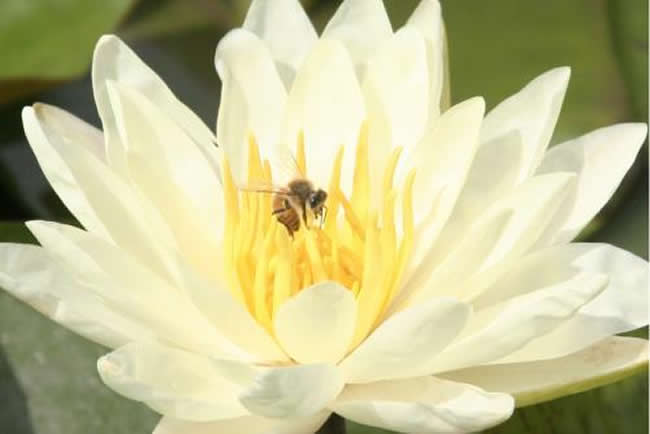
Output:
[{"xmin": 0, "ymin": 0, "xmax": 136, "ymax": 104}]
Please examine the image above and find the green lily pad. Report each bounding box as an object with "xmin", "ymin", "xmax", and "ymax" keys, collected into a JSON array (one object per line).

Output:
[{"xmin": 0, "ymin": 0, "xmax": 135, "ymax": 104}]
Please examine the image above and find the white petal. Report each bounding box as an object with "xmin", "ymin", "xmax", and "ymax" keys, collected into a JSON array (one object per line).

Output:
[
  {"xmin": 430, "ymin": 273, "xmax": 609, "ymax": 373},
  {"xmin": 98, "ymin": 341, "xmax": 248, "ymax": 421},
  {"xmin": 285, "ymin": 39, "xmax": 365, "ymax": 191},
  {"xmin": 362, "ymin": 27, "xmax": 429, "ymax": 153},
  {"xmin": 535, "ymin": 123, "xmax": 648, "ymax": 245},
  {"xmin": 331, "ymin": 376, "xmax": 514, "ymax": 433},
  {"xmin": 0, "ymin": 242, "xmax": 153, "ymax": 348},
  {"xmin": 92, "ymin": 35, "xmax": 219, "ymax": 177},
  {"xmin": 215, "ymin": 29, "xmax": 288, "ymax": 182},
  {"xmin": 33, "ymin": 104, "xmax": 105, "ymax": 160},
  {"xmin": 478, "ymin": 174, "xmax": 576, "ymax": 268},
  {"xmin": 405, "ymin": 0, "xmax": 444, "ymax": 117},
  {"xmin": 397, "ymin": 209, "xmax": 513, "ymax": 309},
  {"xmin": 340, "ymin": 297, "xmax": 470, "ymax": 383},
  {"xmin": 22, "ymin": 105, "xmax": 110, "ymax": 239},
  {"xmin": 177, "ymin": 266, "xmax": 288, "ymax": 363},
  {"xmin": 440, "ymin": 336, "xmax": 648, "ymax": 407},
  {"xmin": 30, "ymin": 217, "xmax": 284, "ymax": 363},
  {"xmin": 239, "ymin": 364, "xmax": 344, "ymax": 418},
  {"xmin": 243, "ymin": 0, "xmax": 317, "ymax": 87},
  {"xmin": 397, "ymin": 98, "xmax": 485, "ymax": 283},
  {"xmin": 26, "ymin": 221, "xmax": 244, "ymax": 359},
  {"xmin": 106, "ymin": 81, "xmax": 224, "ymax": 283},
  {"xmin": 153, "ymin": 412, "xmax": 330, "ymax": 434},
  {"xmin": 401, "ymin": 96, "xmax": 485, "ymax": 232},
  {"xmin": 490, "ymin": 243, "xmax": 648, "ymax": 364},
  {"xmin": 322, "ymin": 0, "xmax": 392, "ymax": 73},
  {"xmin": 452, "ymin": 130, "xmax": 524, "ymax": 223},
  {"xmin": 27, "ymin": 104, "xmax": 185, "ymax": 286},
  {"xmin": 480, "ymin": 67, "xmax": 571, "ymax": 180},
  {"xmin": 433, "ymin": 173, "xmax": 575, "ymax": 275},
  {"xmin": 274, "ymin": 282, "xmax": 356, "ymax": 364}
]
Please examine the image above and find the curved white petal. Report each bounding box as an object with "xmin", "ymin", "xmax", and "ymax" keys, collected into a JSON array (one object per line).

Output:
[
  {"xmin": 26, "ymin": 221, "xmax": 244, "ymax": 359},
  {"xmin": 331, "ymin": 377, "xmax": 514, "ymax": 433},
  {"xmin": 98, "ymin": 341, "xmax": 248, "ymax": 421},
  {"xmin": 27, "ymin": 220, "xmax": 282, "ymax": 362},
  {"xmin": 430, "ymin": 273, "xmax": 609, "ymax": 373},
  {"xmin": 452, "ymin": 130, "xmax": 524, "ymax": 223},
  {"xmin": 30, "ymin": 118, "xmax": 184, "ymax": 286},
  {"xmin": 535, "ymin": 123, "xmax": 648, "ymax": 245},
  {"xmin": 0, "ymin": 243, "xmax": 153, "ymax": 348},
  {"xmin": 34, "ymin": 104, "xmax": 105, "ymax": 160},
  {"xmin": 340, "ymin": 297, "xmax": 470, "ymax": 383},
  {"xmin": 401, "ymin": 96, "xmax": 485, "ymax": 237},
  {"xmin": 440, "ymin": 337, "xmax": 648, "ymax": 407},
  {"xmin": 400, "ymin": 98, "xmax": 486, "ymax": 296},
  {"xmin": 179, "ymin": 267, "xmax": 288, "ymax": 363},
  {"xmin": 480, "ymin": 67, "xmax": 571, "ymax": 180},
  {"xmin": 243, "ymin": 0, "xmax": 317, "ymax": 87},
  {"xmin": 92, "ymin": 35, "xmax": 219, "ymax": 178},
  {"xmin": 274, "ymin": 282, "xmax": 356, "ymax": 364},
  {"xmin": 153, "ymin": 412, "xmax": 330, "ymax": 434},
  {"xmin": 285, "ymin": 39, "xmax": 365, "ymax": 191},
  {"xmin": 239, "ymin": 364, "xmax": 344, "ymax": 418},
  {"xmin": 322, "ymin": 0, "xmax": 392, "ymax": 73},
  {"xmin": 216, "ymin": 29, "xmax": 288, "ymax": 182},
  {"xmin": 22, "ymin": 105, "xmax": 110, "ymax": 240},
  {"xmin": 363, "ymin": 27, "xmax": 428, "ymax": 164},
  {"xmin": 106, "ymin": 82, "xmax": 224, "ymax": 282},
  {"xmin": 405, "ymin": 0, "xmax": 444, "ymax": 117},
  {"xmin": 489, "ymin": 243, "xmax": 648, "ymax": 364},
  {"xmin": 398, "ymin": 209, "xmax": 513, "ymax": 308},
  {"xmin": 433, "ymin": 173, "xmax": 575, "ymax": 275}
]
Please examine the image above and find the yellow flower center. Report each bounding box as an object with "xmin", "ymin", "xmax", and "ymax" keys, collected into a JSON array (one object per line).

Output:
[{"xmin": 222, "ymin": 123, "xmax": 415, "ymax": 347}]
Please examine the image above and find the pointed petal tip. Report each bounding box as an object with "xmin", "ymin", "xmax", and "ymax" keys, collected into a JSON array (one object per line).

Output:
[
  {"xmin": 95, "ymin": 34, "xmax": 121, "ymax": 50},
  {"xmin": 628, "ymin": 122, "xmax": 648, "ymax": 140},
  {"xmin": 97, "ymin": 353, "xmax": 125, "ymax": 379},
  {"xmin": 21, "ymin": 105, "xmax": 35, "ymax": 120},
  {"xmin": 471, "ymin": 95, "xmax": 486, "ymax": 115},
  {"xmin": 543, "ymin": 66, "xmax": 571, "ymax": 86},
  {"xmin": 93, "ymin": 34, "xmax": 125, "ymax": 62},
  {"xmin": 447, "ymin": 96, "xmax": 486, "ymax": 123}
]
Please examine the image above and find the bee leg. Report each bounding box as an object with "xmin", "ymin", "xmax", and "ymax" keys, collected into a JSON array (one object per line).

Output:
[
  {"xmin": 320, "ymin": 205, "xmax": 328, "ymax": 228},
  {"xmin": 302, "ymin": 202, "xmax": 310, "ymax": 229}
]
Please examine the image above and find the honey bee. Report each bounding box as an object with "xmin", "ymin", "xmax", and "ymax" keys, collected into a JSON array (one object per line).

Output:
[
  {"xmin": 271, "ymin": 179, "xmax": 328, "ymax": 237},
  {"xmin": 240, "ymin": 152, "xmax": 328, "ymax": 237}
]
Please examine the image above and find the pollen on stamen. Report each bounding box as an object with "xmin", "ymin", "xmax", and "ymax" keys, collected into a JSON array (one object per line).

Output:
[{"xmin": 221, "ymin": 126, "xmax": 415, "ymax": 349}]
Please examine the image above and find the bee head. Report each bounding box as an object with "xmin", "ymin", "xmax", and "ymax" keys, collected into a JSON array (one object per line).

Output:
[{"xmin": 309, "ymin": 189, "xmax": 328, "ymax": 209}]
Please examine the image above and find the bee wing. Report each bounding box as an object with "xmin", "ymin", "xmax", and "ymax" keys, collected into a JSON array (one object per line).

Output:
[
  {"xmin": 237, "ymin": 143, "xmax": 305, "ymax": 192},
  {"xmin": 264, "ymin": 143, "xmax": 306, "ymax": 186},
  {"xmin": 238, "ymin": 180, "xmax": 293, "ymax": 196}
]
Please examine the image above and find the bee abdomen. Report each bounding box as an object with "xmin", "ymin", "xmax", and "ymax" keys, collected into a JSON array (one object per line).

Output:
[
  {"xmin": 272, "ymin": 195, "xmax": 300, "ymax": 236},
  {"xmin": 278, "ymin": 211, "xmax": 300, "ymax": 233}
]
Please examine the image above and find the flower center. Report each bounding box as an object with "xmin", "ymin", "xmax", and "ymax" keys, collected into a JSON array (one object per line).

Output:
[{"xmin": 221, "ymin": 123, "xmax": 415, "ymax": 347}]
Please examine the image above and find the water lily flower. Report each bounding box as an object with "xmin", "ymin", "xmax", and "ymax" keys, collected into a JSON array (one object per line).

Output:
[{"xmin": 1, "ymin": 0, "xmax": 647, "ymax": 433}]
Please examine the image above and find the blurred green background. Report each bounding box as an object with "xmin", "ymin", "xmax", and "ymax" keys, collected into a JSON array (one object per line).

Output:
[{"xmin": 0, "ymin": 0, "xmax": 647, "ymax": 433}]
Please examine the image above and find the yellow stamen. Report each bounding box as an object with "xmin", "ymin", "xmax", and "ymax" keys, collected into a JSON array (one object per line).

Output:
[
  {"xmin": 325, "ymin": 147, "xmax": 344, "ymax": 235},
  {"xmin": 350, "ymin": 122, "xmax": 370, "ymax": 226},
  {"xmin": 223, "ymin": 126, "xmax": 415, "ymax": 350},
  {"xmin": 272, "ymin": 228, "xmax": 292, "ymax": 317}
]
